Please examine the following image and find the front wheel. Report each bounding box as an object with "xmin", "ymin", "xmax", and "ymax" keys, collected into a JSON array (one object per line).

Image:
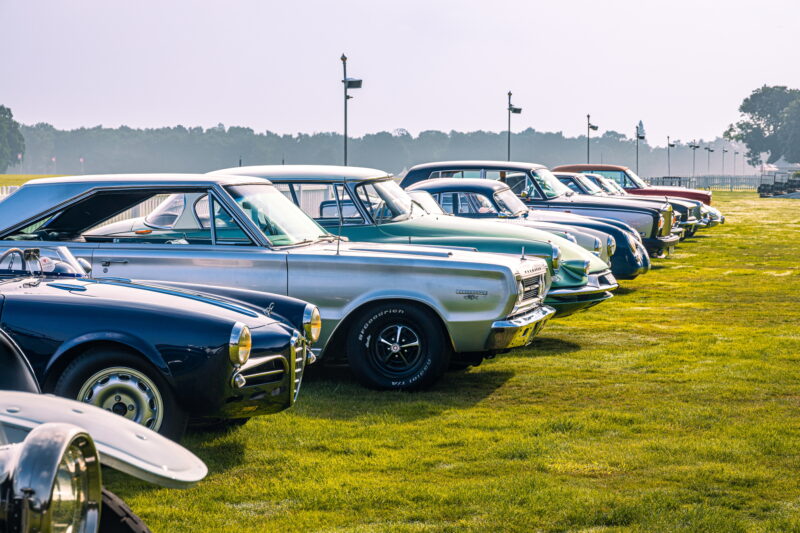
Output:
[
  {"xmin": 53, "ymin": 348, "xmax": 188, "ymax": 441},
  {"xmin": 346, "ymin": 303, "xmax": 451, "ymax": 390},
  {"xmin": 100, "ymin": 489, "xmax": 152, "ymax": 533}
]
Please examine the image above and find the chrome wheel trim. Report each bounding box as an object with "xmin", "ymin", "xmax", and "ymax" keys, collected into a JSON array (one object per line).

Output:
[
  {"xmin": 77, "ymin": 366, "xmax": 164, "ymax": 431},
  {"xmin": 369, "ymin": 323, "xmax": 424, "ymax": 377}
]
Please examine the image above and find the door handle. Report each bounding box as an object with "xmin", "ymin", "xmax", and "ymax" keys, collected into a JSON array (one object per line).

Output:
[{"xmin": 100, "ymin": 259, "xmax": 129, "ymax": 267}]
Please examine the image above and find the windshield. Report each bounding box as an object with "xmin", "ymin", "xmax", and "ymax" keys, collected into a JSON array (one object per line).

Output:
[
  {"xmin": 494, "ymin": 188, "xmax": 528, "ymax": 216},
  {"xmin": 144, "ymin": 194, "xmax": 185, "ymax": 228},
  {"xmin": 354, "ymin": 179, "xmax": 423, "ymax": 224},
  {"xmin": 625, "ymin": 169, "xmax": 649, "ymax": 188},
  {"xmin": 225, "ymin": 184, "xmax": 327, "ymax": 246},
  {"xmin": 531, "ymin": 168, "xmax": 572, "ymax": 199},
  {"xmin": 603, "ymin": 177, "xmax": 626, "ymax": 194},
  {"xmin": 576, "ymin": 175, "xmax": 605, "ymax": 195},
  {"xmin": 407, "ymin": 190, "xmax": 446, "ymax": 215}
]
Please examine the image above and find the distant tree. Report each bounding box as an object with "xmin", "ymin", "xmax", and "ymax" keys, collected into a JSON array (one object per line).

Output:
[
  {"xmin": 0, "ymin": 105, "xmax": 25, "ymax": 173},
  {"xmin": 725, "ymin": 85, "xmax": 800, "ymax": 165}
]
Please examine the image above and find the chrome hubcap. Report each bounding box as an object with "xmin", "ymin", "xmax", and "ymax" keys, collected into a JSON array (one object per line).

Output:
[
  {"xmin": 77, "ymin": 367, "xmax": 164, "ymax": 431},
  {"xmin": 371, "ymin": 324, "xmax": 423, "ymax": 376}
]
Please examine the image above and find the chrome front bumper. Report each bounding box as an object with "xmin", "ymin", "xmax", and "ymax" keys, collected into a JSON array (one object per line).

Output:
[
  {"xmin": 487, "ymin": 305, "xmax": 556, "ymax": 350},
  {"xmin": 548, "ymin": 271, "xmax": 619, "ymax": 297}
]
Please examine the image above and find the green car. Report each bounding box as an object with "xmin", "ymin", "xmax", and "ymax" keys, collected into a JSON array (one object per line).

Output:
[{"xmin": 211, "ymin": 165, "xmax": 618, "ymax": 317}]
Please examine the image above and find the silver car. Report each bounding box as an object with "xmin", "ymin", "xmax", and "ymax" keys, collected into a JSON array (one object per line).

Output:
[{"xmin": 0, "ymin": 174, "xmax": 555, "ymax": 390}]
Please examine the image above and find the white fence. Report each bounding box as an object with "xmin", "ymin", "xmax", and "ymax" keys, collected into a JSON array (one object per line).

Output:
[{"xmin": 646, "ymin": 175, "xmax": 761, "ymax": 191}]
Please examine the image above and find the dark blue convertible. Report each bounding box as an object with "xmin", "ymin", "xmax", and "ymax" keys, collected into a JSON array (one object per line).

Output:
[{"xmin": 0, "ymin": 246, "xmax": 320, "ymax": 439}]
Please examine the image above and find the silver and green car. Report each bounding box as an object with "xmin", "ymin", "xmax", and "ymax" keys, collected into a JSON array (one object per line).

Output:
[
  {"xmin": 212, "ymin": 165, "xmax": 619, "ymax": 318},
  {"xmin": 0, "ymin": 174, "xmax": 555, "ymax": 390}
]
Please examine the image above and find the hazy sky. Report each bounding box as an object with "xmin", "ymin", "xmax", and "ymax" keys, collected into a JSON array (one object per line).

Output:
[{"xmin": 2, "ymin": 0, "xmax": 798, "ymax": 147}]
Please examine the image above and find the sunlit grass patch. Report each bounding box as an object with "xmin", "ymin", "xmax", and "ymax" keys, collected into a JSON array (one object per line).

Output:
[{"xmin": 107, "ymin": 192, "xmax": 800, "ymax": 532}]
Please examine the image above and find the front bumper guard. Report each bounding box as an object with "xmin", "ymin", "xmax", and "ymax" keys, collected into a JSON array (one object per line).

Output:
[{"xmin": 487, "ymin": 305, "xmax": 556, "ymax": 350}]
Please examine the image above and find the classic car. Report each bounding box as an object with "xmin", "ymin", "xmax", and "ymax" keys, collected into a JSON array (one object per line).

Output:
[
  {"xmin": 401, "ymin": 161, "xmax": 681, "ymax": 257},
  {"xmin": 212, "ymin": 165, "xmax": 618, "ymax": 318},
  {"xmin": 580, "ymin": 172, "xmax": 724, "ymax": 231},
  {"xmin": 552, "ymin": 163, "xmax": 714, "ymax": 205},
  {"xmin": 553, "ymin": 171, "xmax": 703, "ymax": 238},
  {"xmin": 407, "ymin": 188, "xmax": 615, "ymax": 263},
  {"xmin": 0, "ymin": 245, "xmax": 318, "ymax": 439},
  {"xmin": 406, "ymin": 179, "xmax": 651, "ymax": 280},
  {"xmin": 1, "ymin": 330, "xmax": 207, "ymax": 533},
  {"xmin": 0, "ymin": 174, "xmax": 555, "ymax": 389}
]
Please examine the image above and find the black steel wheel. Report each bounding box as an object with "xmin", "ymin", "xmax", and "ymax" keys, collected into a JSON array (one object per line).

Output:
[{"xmin": 346, "ymin": 303, "xmax": 450, "ymax": 390}]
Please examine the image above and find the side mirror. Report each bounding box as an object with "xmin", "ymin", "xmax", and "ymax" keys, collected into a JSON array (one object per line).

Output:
[{"xmin": 77, "ymin": 258, "xmax": 92, "ymax": 274}]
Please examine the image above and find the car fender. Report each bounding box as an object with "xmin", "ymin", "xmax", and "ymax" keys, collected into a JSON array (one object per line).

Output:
[{"xmin": 47, "ymin": 331, "xmax": 171, "ymax": 383}]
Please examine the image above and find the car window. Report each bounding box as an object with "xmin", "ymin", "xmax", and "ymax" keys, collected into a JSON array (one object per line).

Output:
[
  {"xmin": 454, "ymin": 192, "xmax": 498, "ymax": 215},
  {"xmin": 559, "ymin": 178, "xmax": 582, "ymax": 193},
  {"xmin": 193, "ymin": 195, "xmax": 253, "ymax": 245},
  {"xmin": 492, "ymin": 171, "xmax": 542, "ymax": 199},
  {"xmin": 430, "ymin": 170, "xmax": 482, "ymax": 179},
  {"xmin": 289, "ymin": 183, "xmax": 365, "ymax": 227},
  {"xmin": 589, "ymin": 170, "xmax": 628, "ymax": 187}
]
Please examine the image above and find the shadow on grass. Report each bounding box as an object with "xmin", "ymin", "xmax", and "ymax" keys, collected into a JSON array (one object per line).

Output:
[
  {"xmin": 295, "ymin": 365, "xmax": 515, "ymax": 421},
  {"xmin": 523, "ymin": 336, "xmax": 582, "ymax": 356},
  {"xmin": 615, "ymin": 286, "xmax": 637, "ymax": 295}
]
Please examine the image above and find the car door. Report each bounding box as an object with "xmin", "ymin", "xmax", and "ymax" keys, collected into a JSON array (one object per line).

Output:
[{"xmin": 90, "ymin": 191, "xmax": 289, "ymax": 294}]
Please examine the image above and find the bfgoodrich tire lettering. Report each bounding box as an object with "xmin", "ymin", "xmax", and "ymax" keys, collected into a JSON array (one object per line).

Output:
[{"xmin": 346, "ymin": 303, "xmax": 451, "ymax": 390}]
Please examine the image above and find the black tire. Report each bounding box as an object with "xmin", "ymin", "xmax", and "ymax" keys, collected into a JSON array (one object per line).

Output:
[
  {"xmin": 53, "ymin": 348, "xmax": 188, "ymax": 441},
  {"xmin": 346, "ymin": 303, "xmax": 451, "ymax": 390},
  {"xmin": 100, "ymin": 488, "xmax": 152, "ymax": 533}
]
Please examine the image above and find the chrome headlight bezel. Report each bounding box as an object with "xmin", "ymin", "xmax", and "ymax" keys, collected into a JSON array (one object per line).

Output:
[
  {"xmin": 9, "ymin": 423, "xmax": 102, "ymax": 533},
  {"xmin": 551, "ymin": 245, "xmax": 561, "ymax": 272},
  {"xmin": 607, "ymin": 235, "xmax": 617, "ymax": 257},
  {"xmin": 302, "ymin": 304, "xmax": 322, "ymax": 344},
  {"xmin": 229, "ymin": 322, "xmax": 252, "ymax": 366}
]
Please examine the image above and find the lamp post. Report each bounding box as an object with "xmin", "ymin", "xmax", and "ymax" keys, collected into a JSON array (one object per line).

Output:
[
  {"xmin": 721, "ymin": 147, "xmax": 728, "ymax": 176},
  {"xmin": 689, "ymin": 141, "xmax": 700, "ymax": 177},
  {"xmin": 733, "ymin": 151, "xmax": 740, "ymax": 175},
  {"xmin": 704, "ymin": 146, "xmax": 714, "ymax": 175},
  {"xmin": 341, "ymin": 54, "xmax": 362, "ymax": 166},
  {"xmin": 586, "ymin": 114, "xmax": 598, "ymax": 163},
  {"xmin": 507, "ymin": 91, "xmax": 522, "ymax": 161},
  {"xmin": 667, "ymin": 136, "xmax": 676, "ymax": 176},
  {"xmin": 635, "ymin": 124, "xmax": 645, "ymax": 175}
]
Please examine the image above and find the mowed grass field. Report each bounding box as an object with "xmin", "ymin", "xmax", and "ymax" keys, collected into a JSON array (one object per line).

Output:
[{"xmin": 100, "ymin": 192, "xmax": 799, "ymax": 532}]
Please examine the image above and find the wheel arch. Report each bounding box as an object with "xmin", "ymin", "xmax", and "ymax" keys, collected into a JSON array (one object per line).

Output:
[
  {"xmin": 321, "ymin": 297, "xmax": 454, "ymax": 362},
  {"xmin": 42, "ymin": 333, "xmax": 171, "ymax": 392}
]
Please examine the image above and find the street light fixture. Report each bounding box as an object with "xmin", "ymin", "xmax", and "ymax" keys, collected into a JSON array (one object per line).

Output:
[
  {"xmin": 733, "ymin": 151, "xmax": 740, "ymax": 175},
  {"xmin": 507, "ymin": 91, "xmax": 522, "ymax": 161},
  {"xmin": 721, "ymin": 147, "xmax": 729, "ymax": 176},
  {"xmin": 587, "ymin": 114, "xmax": 598, "ymax": 163},
  {"xmin": 704, "ymin": 145, "xmax": 715, "ymax": 175},
  {"xmin": 341, "ymin": 54, "xmax": 362, "ymax": 166},
  {"xmin": 667, "ymin": 136, "xmax": 676, "ymax": 176},
  {"xmin": 688, "ymin": 141, "xmax": 701, "ymax": 177},
  {"xmin": 635, "ymin": 124, "xmax": 646, "ymax": 175}
]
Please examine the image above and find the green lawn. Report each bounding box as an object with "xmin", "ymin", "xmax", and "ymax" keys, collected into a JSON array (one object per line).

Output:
[{"xmin": 107, "ymin": 192, "xmax": 800, "ymax": 532}]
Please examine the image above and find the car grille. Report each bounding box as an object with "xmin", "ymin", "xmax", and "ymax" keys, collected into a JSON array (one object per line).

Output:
[
  {"xmin": 521, "ymin": 273, "xmax": 546, "ymax": 302},
  {"xmin": 240, "ymin": 357, "xmax": 286, "ymax": 387},
  {"xmin": 292, "ymin": 333, "xmax": 307, "ymax": 401}
]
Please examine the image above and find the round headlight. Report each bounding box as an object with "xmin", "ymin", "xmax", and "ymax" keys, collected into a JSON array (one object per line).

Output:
[
  {"xmin": 11, "ymin": 423, "xmax": 101, "ymax": 533},
  {"xmin": 303, "ymin": 304, "xmax": 322, "ymax": 343},
  {"xmin": 592, "ymin": 236, "xmax": 602, "ymax": 253},
  {"xmin": 607, "ymin": 235, "xmax": 617, "ymax": 256},
  {"xmin": 551, "ymin": 245, "xmax": 561, "ymax": 272},
  {"xmin": 583, "ymin": 260, "xmax": 591, "ymax": 275},
  {"xmin": 229, "ymin": 322, "xmax": 252, "ymax": 366}
]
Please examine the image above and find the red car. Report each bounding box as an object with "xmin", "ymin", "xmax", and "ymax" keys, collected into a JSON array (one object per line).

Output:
[{"xmin": 552, "ymin": 164, "xmax": 712, "ymax": 205}]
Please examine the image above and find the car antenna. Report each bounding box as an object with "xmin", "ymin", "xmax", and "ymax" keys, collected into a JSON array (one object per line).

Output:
[{"xmin": 333, "ymin": 178, "xmax": 346, "ymax": 256}]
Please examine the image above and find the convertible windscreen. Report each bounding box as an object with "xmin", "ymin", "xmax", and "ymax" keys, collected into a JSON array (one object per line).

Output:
[{"xmin": 531, "ymin": 169, "xmax": 572, "ymax": 199}]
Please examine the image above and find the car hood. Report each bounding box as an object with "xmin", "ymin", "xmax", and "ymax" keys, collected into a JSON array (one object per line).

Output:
[
  {"xmin": 546, "ymin": 194, "xmax": 667, "ymax": 212},
  {"xmin": 366, "ymin": 215, "xmax": 609, "ymax": 272},
  {"xmin": 0, "ymin": 391, "xmax": 207, "ymax": 488},
  {"xmin": 0, "ymin": 277, "xmax": 281, "ymax": 327}
]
